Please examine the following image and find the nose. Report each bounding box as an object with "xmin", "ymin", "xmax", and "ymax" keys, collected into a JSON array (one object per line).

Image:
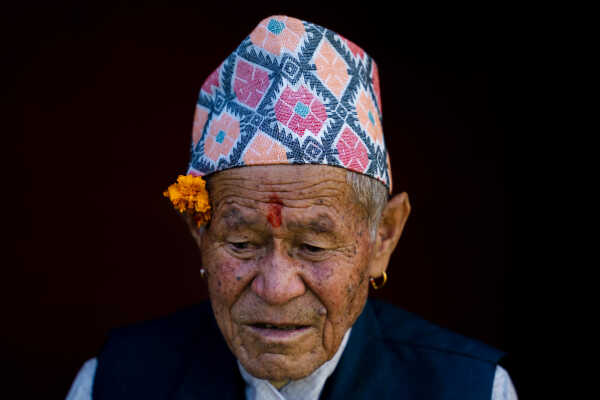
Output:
[{"xmin": 251, "ymin": 241, "xmax": 306, "ymax": 305}]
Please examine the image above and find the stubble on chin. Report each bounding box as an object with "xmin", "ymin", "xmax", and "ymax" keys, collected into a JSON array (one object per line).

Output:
[{"xmin": 222, "ymin": 300, "xmax": 331, "ymax": 381}]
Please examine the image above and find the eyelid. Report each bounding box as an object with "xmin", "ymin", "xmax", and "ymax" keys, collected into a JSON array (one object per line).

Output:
[
  {"xmin": 297, "ymin": 244, "xmax": 332, "ymax": 262},
  {"xmin": 225, "ymin": 241, "xmax": 258, "ymax": 259},
  {"xmin": 228, "ymin": 240, "xmax": 254, "ymax": 249},
  {"xmin": 301, "ymin": 243, "xmax": 325, "ymax": 252}
]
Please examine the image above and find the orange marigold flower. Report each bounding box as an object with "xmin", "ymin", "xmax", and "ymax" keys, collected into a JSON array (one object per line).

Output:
[{"xmin": 163, "ymin": 175, "xmax": 211, "ymax": 227}]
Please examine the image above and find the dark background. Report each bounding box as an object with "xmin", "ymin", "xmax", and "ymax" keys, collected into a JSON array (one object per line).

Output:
[{"xmin": 6, "ymin": 1, "xmax": 530, "ymax": 398}]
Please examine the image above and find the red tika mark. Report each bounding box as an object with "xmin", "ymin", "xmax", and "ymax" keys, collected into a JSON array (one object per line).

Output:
[{"xmin": 266, "ymin": 194, "xmax": 283, "ymax": 228}]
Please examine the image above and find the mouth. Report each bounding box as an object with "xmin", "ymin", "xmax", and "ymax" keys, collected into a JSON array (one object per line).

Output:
[
  {"xmin": 246, "ymin": 322, "xmax": 312, "ymax": 340},
  {"xmin": 250, "ymin": 323, "xmax": 310, "ymax": 331}
]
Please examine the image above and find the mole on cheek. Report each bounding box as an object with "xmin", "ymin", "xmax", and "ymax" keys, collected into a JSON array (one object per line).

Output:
[{"xmin": 266, "ymin": 194, "xmax": 283, "ymax": 228}]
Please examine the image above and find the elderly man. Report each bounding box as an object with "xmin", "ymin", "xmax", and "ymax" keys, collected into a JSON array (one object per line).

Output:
[{"xmin": 66, "ymin": 15, "xmax": 517, "ymax": 400}]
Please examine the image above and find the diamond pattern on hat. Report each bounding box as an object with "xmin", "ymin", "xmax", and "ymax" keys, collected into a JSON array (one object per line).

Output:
[
  {"xmin": 274, "ymin": 85, "xmax": 328, "ymax": 137},
  {"xmin": 234, "ymin": 59, "xmax": 270, "ymax": 109},
  {"xmin": 186, "ymin": 15, "xmax": 391, "ymax": 193},
  {"xmin": 250, "ymin": 16, "xmax": 306, "ymax": 57},
  {"xmin": 355, "ymin": 88, "xmax": 383, "ymax": 145},
  {"xmin": 336, "ymin": 126, "xmax": 369, "ymax": 173},
  {"xmin": 243, "ymin": 131, "xmax": 288, "ymax": 165},
  {"xmin": 339, "ymin": 34, "xmax": 366, "ymax": 60},
  {"xmin": 314, "ymin": 39, "xmax": 351, "ymax": 98},
  {"xmin": 203, "ymin": 111, "xmax": 241, "ymax": 162},
  {"xmin": 192, "ymin": 105, "xmax": 209, "ymax": 146},
  {"xmin": 201, "ymin": 64, "xmax": 222, "ymax": 95},
  {"xmin": 371, "ymin": 61, "xmax": 382, "ymax": 113}
]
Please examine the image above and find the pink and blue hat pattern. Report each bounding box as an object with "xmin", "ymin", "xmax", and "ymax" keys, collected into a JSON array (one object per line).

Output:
[{"xmin": 188, "ymin": 15, "xmax": 392, "ymax": 192}]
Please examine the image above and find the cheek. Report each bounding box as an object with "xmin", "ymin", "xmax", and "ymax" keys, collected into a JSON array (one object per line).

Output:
[
  {"xmin": 205, "ymin": 254, "xmax": 247, "ymax": 301},
  {"xmin": 329, "ymin": 268, "xmax": 368, "ymax": 315},
  {"xmin": 344, "ymin": 268, "xmax": 369, "ymax": 318},
  {"xmin": 315, "ymin": 259, "xmax": 369, "ymax": 357},
  {"xmin": 203, "ymin": 249, "xmax": 253, "ymax": 344},
  {"xmin": 316, "ymin": 240, "xmax": 372, "ymax": 320},
  {"xmin": 314, "ymin": 255, "xmax": 369, "ymax": 314},
  {"xmin": 201, "ymin": 243, "xmax": 249, "ymax": 306}
]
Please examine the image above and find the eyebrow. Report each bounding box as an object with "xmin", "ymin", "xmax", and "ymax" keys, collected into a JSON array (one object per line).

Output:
[
  {"xmin": 220, "ymin": 207, "xmax": 262, "ymax": 231},
  {"xmin": 287, "ymin": 214, "xmax": 336, "ymax": 235}
]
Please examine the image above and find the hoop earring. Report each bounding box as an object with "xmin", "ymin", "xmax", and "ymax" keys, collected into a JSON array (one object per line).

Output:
[
  {"xmin": 370, "ymin": 271, "xmax": 387, "ymax": 290},
  {"xmin": 200, "ymin": 268, "xmax": 207, "ymax": 279}
]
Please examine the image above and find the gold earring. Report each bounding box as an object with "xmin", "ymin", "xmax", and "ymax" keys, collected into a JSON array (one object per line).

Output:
[
  {"xmin": 369, "ymin": 271, "xmax": 387, "ymax": 290},
  {"xmin": 200, "ymin": 268, "xmax": 207, "ymax": 279}
]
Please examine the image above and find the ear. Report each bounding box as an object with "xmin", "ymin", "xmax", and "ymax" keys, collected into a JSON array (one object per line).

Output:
[
  {"xmin": 184, "ymin": 213, "xmax": 205, "ymax": 249},
  {"xmin": 368, "ymin": 192, "xmax": 411, "ymax": 278}
]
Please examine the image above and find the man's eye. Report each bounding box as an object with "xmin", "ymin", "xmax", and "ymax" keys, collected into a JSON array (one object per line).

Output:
[
  {"xmin": 301, "ymin": 243, "xmax": 324, "ymax": 253},
  {"xmin": 230, "ymin": 242, "xmax": 250, "ymax": 250}
]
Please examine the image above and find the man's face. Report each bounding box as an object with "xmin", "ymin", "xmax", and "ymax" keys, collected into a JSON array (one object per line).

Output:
[{"xmin": 194, "ymin": 164, "xmax": 375, "ymax": 382}]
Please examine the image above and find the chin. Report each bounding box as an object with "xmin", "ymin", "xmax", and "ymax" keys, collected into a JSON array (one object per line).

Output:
[{"xmin": 239, "ymin": 352, "xmax": 327, "ymax": 382}]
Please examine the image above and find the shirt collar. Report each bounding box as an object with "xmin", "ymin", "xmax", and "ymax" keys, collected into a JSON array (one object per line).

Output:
[{"xmin": 237, "ymin": 328, "xmax": 352, "ymax": 400}]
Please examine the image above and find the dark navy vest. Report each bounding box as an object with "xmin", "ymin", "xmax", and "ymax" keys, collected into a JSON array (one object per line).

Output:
[{"xmin": 93, "ymin": 299, "xmax": 504, "ymax": 399}]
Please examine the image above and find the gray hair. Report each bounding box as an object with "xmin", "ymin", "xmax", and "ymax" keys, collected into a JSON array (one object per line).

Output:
[{"xmin": 346, "ymin": 170, "xmax": 389, "ymax": 241}]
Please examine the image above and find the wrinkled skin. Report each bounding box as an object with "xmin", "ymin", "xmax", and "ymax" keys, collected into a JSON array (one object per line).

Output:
[{"xmin": 188, "ymin": 165, "xmax": 410, "ymax": 387}]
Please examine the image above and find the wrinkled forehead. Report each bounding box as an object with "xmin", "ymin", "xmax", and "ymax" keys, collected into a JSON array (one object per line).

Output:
[{"xmin": 206, "ymin": 164, "xmax": 355, "ymax": 211}]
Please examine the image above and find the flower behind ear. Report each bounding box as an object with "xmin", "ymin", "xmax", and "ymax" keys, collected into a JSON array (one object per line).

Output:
[{"xmin": 163, "ymin": 175, "xmax": 211, "ymax": 227}]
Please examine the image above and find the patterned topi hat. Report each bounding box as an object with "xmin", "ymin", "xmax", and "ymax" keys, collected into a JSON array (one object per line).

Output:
[{"xmin": 186, "ymin": 15, "xmax": 392, "ymax": 193}]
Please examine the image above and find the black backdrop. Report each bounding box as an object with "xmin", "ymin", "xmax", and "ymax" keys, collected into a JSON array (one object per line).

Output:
[{"xmin": 6, "ymin": 1, "xmax": 528, "ymax": 398}]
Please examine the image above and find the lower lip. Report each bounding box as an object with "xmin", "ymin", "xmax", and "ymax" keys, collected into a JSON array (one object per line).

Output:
[{"xmin": 247, "ymin": 325, "xmax": 312, "ymax": 340}]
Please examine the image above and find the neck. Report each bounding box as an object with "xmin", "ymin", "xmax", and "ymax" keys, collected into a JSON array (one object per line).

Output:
[{"xmin": 269, "ymin": 380, "xmax": 289, "ymax": 390}]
